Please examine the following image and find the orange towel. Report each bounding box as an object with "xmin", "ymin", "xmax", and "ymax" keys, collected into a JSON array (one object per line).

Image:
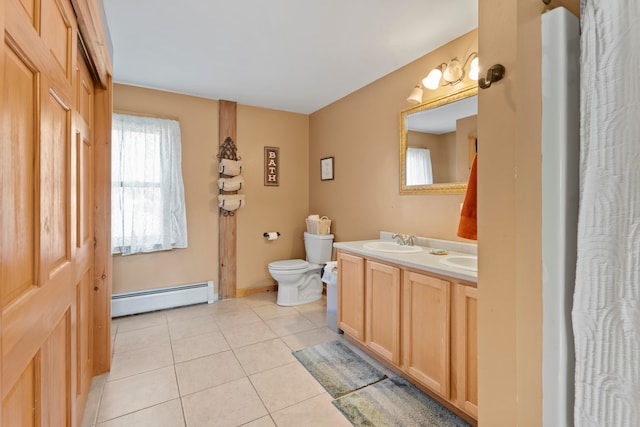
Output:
[{"xmin": 457, "ymin": 154, "xmax": 477, "ymax": 240}]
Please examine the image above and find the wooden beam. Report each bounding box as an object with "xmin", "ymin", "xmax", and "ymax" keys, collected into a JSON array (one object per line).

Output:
[
  {"xmin": 92, "ymin": 76, "xmax": 112, "ymax": 374},
  {"xmin": 218, "ymin": 100, "xmax": 237, "ymax": 300}
]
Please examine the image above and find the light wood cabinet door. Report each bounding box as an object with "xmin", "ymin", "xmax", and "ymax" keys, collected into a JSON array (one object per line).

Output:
[
  {"xmin": 453, "ymin": 284, "xmax": 478, "ymax": 418},
  {"xmin": 402, "ymin": 271, "xmax": 451, "ymax": 397},
  {"xmin": 365, "ymin": 261, "xmax": 400, "ymax": 364},
  {"xmin": 337, "ymin": 251, "xmax": 365, "ymax": 341}
]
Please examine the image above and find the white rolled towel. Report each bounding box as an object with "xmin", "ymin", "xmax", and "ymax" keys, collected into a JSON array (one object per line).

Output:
[
  {"xmin": 219, "ymin": 159, "xmax": 243, "ymax": 176},
  {"xmin": 218, "ymin": 194, "xmax": 245, "ymax": 212},
  {"xmin": 217, "ymin": 175, "xmax": 244, "ymax": 191}
]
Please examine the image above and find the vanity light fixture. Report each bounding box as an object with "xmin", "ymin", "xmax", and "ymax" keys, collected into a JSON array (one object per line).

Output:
[
  {"xmin": 407, "ymin": 52, "xmax": 479, "ymax": 104},
  {"xmin": 423, "ymin": 52, "xmax": 478, "ymax": 89},
  {"xmin": 406, "ymin": 84, "xmax": 424, "ymax": 104}
]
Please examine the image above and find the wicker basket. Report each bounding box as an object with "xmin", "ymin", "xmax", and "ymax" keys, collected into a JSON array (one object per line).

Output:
[{"xmin": 306, "ymin": 216, "xmax": 332, "ymax": 235}]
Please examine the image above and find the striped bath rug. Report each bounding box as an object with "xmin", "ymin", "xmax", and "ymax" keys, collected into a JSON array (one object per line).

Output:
[
  {"xmin": 333, "ymin": 376, "xmax": 471, "ymax": 427},
  {"xmin": 293, "ymin": 340, "xmax": 386, "ymax": 398}
]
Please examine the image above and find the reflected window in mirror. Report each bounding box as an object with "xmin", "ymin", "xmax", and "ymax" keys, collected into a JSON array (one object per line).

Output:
[
  {"xmin": 400, "ymin": 86, "xmax": 478, "ymax": 194},
  {"xmin": 406, "ymin": 148, "xmax": 433, "ymax": 186}
]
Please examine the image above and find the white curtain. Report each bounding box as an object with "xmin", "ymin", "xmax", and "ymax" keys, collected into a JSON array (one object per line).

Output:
[
  {"xmin": 112, "ymin": 113, "xmax": 188, "ymax": 255},
  {"xmin": 406, "ymin": 147, "xmax": 433, "ymax": 186},
  {"xmin": 573, "ymin": 1, "xmax": 640, "ymax": 425}
]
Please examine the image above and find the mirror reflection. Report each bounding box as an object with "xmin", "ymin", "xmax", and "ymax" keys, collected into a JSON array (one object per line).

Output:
[{"xmin": 400, "ymin": 87, "xmax": 478, "ymax": 194}]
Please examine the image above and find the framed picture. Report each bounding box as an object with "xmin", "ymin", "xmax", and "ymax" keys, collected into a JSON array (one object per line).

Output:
[{"xmin": 321, "ymin": 157, "xmax": 334, "ymax": 181}]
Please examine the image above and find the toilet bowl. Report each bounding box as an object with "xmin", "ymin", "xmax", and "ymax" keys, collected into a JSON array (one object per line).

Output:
[{"xmin": 268, "ymin": 232, "xmax": 334, "ymax": 306}]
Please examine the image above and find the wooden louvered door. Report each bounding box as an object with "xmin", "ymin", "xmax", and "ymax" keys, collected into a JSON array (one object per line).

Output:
[{"xmin": 1, "ymin": 0, "xmax": 97, "ymax": 424}]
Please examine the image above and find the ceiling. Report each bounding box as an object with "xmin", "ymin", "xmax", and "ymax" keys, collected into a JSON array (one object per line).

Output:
[
  {"xmin": 102, "ymin": 0, "xmax": 477, "ymax": 114},
  {"xmin": 407, "ymin": 95, "xmax": 478, "ymax": 134}
]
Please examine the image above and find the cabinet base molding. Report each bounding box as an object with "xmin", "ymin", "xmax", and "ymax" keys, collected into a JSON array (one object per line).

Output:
[{"xmin": 344, "ymin": 335, "xmax": 478, "ymax": 427}]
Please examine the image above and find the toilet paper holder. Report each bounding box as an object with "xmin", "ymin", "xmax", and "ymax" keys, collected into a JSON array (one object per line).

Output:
[{"xmin": 263, "ymin": 232, "xmax": 281, "ymax": 238}]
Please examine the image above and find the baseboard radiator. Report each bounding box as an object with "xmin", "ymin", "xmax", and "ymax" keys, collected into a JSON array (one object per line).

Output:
[{"xmin": 111, "ymin": 280, "xmax": 215, "ymax": 318}]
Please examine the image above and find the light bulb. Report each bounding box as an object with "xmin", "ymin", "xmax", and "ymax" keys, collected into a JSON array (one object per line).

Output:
[
  {"xmin": 422, "ymin": 68, "xmax": 442, "ymax": 90},
  {"xmin": 469, "ymin": 57, "xmax": 479, "ymax": 81}
]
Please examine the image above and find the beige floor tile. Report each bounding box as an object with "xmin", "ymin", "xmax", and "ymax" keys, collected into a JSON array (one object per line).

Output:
[
  {"xmin": 96, "ymin": 399, "xmax": 185, "ymax": 427},
  {"xmin": 265, "ymin": 314, "xmax": 318, "ymax": 337},
  {"xmin": 293, "ymin": 298, "xmax": 326, "ymax": 314},
  {"xmin": 251, "ymin": 304, "xmax": 298, "ymax": 320},
  {"xmin": 171, "ymin": 330, "xmax": 230, "ymax": 363},
  {"xmin": 271, "ymin": 393, "xmax": 352, "ymax": 427},
  {"xmin": 182, "ymin": 377, "xmax": 268, "ymax": 427},
  {"xmin": 109, "ymin": 343, "xmax": 174, "ymax": 381},
  {"xmin": 113, "ymin": 311, "xmax": 168, "ymax": 333},
  {"xmin": 300, "ymin": 307, "xmax": 327, "ymax": 327},
  {"xmin": 242, "ymin": 416, "xmax": 276, "ymax": 426},
  {"xmin": 165, "ymin": 303, "xmax": 214, "ymax": 323},
  {"xmin": 233, "ymin": 338, "xmax": 296, "ymax": 375},
  {"xmin": 249, "ymin": 362, "xmax": 325, "ymax": 413},
  {"xmin": 113, "ymin": 324, "xmax": 171, "ymax": 354},
  {"xmin": 80, "ymin": 373, "xmax": 107, "ymax": 427},
  {"xmin": 242, "ymin": 292, "xmax": 278, "ymax": 307},
  {"xmin": 208, "ymin": 298, "xmax": 250, "ymax": 315},
  {"xmin": 168, "ymin": 313, "xmax": 218, "ymax": 341},
  {"xmin": 175, "ymin": 350, "xmax": 246, "ymax": 396},
  {"xmin": 214, "ymin": 307, "xmax": 264, "ymax": 329},
  {"xmin": 97, "ymin": 366, "xmax": 179, "ymax": 423},
  {"xmin": 280, "ymin": 327, "xmax": 340, "ymax": 352},
  {"xmin": 220, "ymin": 321, "xmax": 278, "ymax": 348}
]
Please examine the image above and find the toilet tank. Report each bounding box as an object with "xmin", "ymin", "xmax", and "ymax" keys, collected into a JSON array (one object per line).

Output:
[{"xmin": 304, "ymin": 232, "xmax": 334, "ymax": 264}]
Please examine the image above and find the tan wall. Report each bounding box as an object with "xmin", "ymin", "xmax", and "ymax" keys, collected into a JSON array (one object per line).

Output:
[
  {"xmin": 441, "ymin": 131, "xmax": 457, "ymax": 182},
  {"xmin": 309, "ymin": 29, "xmax": 478, "ymax": 243},
  {"xmin": 112, "ymin": 85, "xmax": 219, "ymax": 294},
  {"xmin": 236, "ymin": 104, "xmax": 309, "ymax": 290},
  {"xmin": 112, "ymin": 85, "xmax": 309, "ymax": 294},
  {"xmin": 477, "ymin": 1, "xmax": 579, "ymax": 426},
  {"xmin": 455, "ymin": 115, "xmax": 477, "ymax": 182}
]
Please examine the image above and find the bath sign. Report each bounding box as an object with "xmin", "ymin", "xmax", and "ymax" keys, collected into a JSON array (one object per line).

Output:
[{"xmin": 264, "ymin": 146, "xmax": 279, "ymax": 186}]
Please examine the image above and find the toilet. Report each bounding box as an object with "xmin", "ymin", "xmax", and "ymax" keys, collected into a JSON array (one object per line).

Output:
[{"xmin": 268, "ymin": 232, "xmax": 334, "ymax": 306}]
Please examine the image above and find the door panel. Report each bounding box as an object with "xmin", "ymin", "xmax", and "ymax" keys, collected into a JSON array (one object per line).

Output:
[
  {"xmin": 402, "ymin": 271, "xmax": 451, "ymax": 397},
  {"xmin": 42, "ymin": 89, "xmax": 71, "ymax": 275},
  {"xmin": 337, "ymin": 252, "xmax": 365, "ymax": 340},
  {"xmin": 2, "ymin": 358, "xmax": 39, "ymax": 427},
  {"xmin": 41, "ymin": 0, "xmax": 72, "ymax": 80},
  {"xmin": 17, "ymin": 0, "xmax": 39, "ymax": 29},
  {"xmin": 365, "ymin": 261, "xmax": 400, "ymax": 364},
  {"xmin": 41, "ymin": 312, "xmax": 71, "ymax": 426},
  {"xmin": 1, "ymin": 41, "xmax": 38, "ymax": 305},
  {"xmin": 2, "ymin": 0, "xmax": 97, "ymax": 424}
]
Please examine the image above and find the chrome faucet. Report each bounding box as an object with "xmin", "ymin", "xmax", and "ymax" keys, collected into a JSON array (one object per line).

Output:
[{"xmin": 392, "ymin": 233, "xmax": 415, "ymax": 246}]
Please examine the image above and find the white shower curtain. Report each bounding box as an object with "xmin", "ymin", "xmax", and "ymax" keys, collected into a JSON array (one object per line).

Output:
[{"xmin": 573, "ymin": 1, "xmax": 640, "ymax": 426}]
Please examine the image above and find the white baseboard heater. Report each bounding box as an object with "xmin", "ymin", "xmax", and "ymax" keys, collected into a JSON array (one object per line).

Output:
[{"xmin": 111, "ymin": 280, "xmax": 215, "ymax": 318}]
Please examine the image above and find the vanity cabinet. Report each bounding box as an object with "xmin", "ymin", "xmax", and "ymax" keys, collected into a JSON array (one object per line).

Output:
[
  {"xmin": 452, "ymin": 283, "xmax": 478, "ymax": 418},
  {"xmin": 365, "ymin": 260, "xmax": 401, "ymax": 364},
  {"xmin": 402, "ymin": 271, "xmax": 451, "ymax": 397},
  {"xmin": 336, "ymin": 248, "xmax": 478, "ymax": 422},
  {"xmin": 337, "ymin": 251, "xmax": 365, "ymax": 340}
]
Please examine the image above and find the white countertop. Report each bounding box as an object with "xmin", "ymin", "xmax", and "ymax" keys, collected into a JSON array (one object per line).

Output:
[{"xmin": 333, "ymin": 233, "xmax": 477, "ymax": 283}]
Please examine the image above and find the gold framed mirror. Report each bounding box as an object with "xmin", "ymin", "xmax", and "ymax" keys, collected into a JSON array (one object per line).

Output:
[{"xmin": 400, "ymin": 85, "xmax": 478, "ymax": 194}]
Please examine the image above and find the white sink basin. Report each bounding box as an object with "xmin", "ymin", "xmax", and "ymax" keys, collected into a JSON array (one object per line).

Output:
[
  {"xmin": 362, "ymin": 241, "xmax": 422, "ymax": 253},
  {"xmin": 439, "ymin": 255, "xmax": 478, "ymax": 272}
]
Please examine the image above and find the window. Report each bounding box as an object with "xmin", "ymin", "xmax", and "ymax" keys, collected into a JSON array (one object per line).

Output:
[
  {"xmin": 405, "ymin": 147, "xmax": 433, "ymax": 186},
  {"xmin": 111, "ymin": 113, "xmax": 188, "ymax": 255}
]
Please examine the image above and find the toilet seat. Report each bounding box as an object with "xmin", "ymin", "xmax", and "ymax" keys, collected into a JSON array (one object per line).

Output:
[{"xmin": 268, "ymin": 259, "xmax": 309, "ymax": 271}]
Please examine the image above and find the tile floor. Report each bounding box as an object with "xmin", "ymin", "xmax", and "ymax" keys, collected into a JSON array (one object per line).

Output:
[{"xmin": 80, "ymin": 292, "xmax": 355, "ymax": 427}]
